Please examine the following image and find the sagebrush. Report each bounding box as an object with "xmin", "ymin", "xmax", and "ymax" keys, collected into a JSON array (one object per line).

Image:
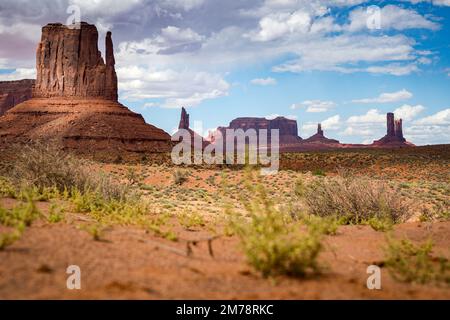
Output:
[{"xmin": 295, "ymin": 175, "xmax": 412, "ymax": 224}]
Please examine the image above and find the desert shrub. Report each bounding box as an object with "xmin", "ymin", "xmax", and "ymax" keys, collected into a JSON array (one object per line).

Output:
[
  {"xmin": 172, "ymin": 169, "xmax": 189, "ymax": 185},
  {"xmin": 228, "ymin": 171, "xmax": 323, "ymax": 278},
  {"xmin": 0, "ymin": 196, "xmax": 40, "ymax": 250},
  {"xmin": 68, "ymin": 188, "xmax": 146, "ymax": 225},
  {"xmin": 81, "ymin": 223, "xmax": 105, "ymax": 241},
  {"xmin": 0, "ymin": 195, "xmax": 40, "ymax": 228},
  {"xmin": 384, "ymin": 237, "xmax": 450, "ymax": 285},
  {"xmin": 0, "ymin": 231, "xmax": 22, "ymax": 251},
  {"xmin": 47, "ymin": 203, "xmax": 65, "ymax": 223},
  {"xmin": 293, "ymin": 212, "xmax": 341, "ymax": 235},
  {"xmin": 312, "ymin": 169, "xmax": 326, "ymax": 177},
  {"xmin": 296, "ymin": 176, "xmax": 412, "ymax": 225},
  {"xmin": 179, "ymin": 211, "xmax": 206, "ymax": 230},
  {"xmin": 1, "ymin": 142, "xmax": 131, "ymax": 202}
]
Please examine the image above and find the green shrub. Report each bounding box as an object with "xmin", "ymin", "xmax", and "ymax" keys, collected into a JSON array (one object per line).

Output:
[
  {"xmin": 228, "ymin": 171, "xmax": 323, "ymax": 278},
  {"xmin": 384, "ymin": 237, "xmax": 450, "ymax": 285},
  {"xmin": 296, "ymin": 176, "xmax": 412, "ymax": 224},
  {"xmin": 173, "ymin": 169, "xmax": 189, "ymax": 185},
  {"xmin": 0, "ymin": 195, "xmax": 40, "ymax": 228},
  {"xmin": 47, "ymin": 203, "xmax": 64, "ymax": 223},
  {"xmin": 0, "ymin": 231, "xmax": 21, "ymax": 251},
  {"xmin": 0, "ymin": 196, "xmax": 40, "ymax": 250}
]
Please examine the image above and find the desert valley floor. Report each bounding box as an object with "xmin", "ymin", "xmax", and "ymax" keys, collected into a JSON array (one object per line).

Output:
[{"xmin": 0, "ymin": 146, "xmax": 449, "ymax": 299}]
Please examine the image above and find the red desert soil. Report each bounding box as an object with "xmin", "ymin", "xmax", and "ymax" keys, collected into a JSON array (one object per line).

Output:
[{"xmin": 0, "ymin": 199, "xmax": 448, "ymax": 300}]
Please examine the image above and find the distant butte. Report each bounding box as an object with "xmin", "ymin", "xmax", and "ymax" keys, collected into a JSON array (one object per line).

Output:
[
  {"xmin": 372, "ymin": 112, "xmax": 414, "ymax": 147},
  {"xmin": 0, "ymin": 22, "xmax": 171, "ymax": 158},
  {"xmin": 304, "ymin": 123, "xmax": 340, "ymax": 145}
]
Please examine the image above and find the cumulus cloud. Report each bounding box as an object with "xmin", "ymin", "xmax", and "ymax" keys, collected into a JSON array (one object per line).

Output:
[
  {"xmin": 251, "ymin": 77, "xmax": 277, "ymax": 86},
  {"xmin": 394, "ymin": 104, "xmax": 425, "ymax": 120},
  {"xmin": 273, "ymin": 34, "xmax": 420, "ymax": 75},
  {"xmin": 246, "ymin": 10, "xmax": 312, "ymax": 42},
  {"xmin": 346, "ymin": 5, "xmax": 439, "ymax": 32},
  {"xmin": 406, "ymin": 108, "xmax": 450, "ymax": 144},
  {"xmin": 347, "ymin": 109, "xmax": 385, "ymax": 124},
  {"xmin": 302, "ymin": 115, "xmax": 341, "ymax": 136},
  {"xmin": 413, "ymin": 108, "xmax": 450, "ymax": 125},
  {"xmin": 117, "ymin": 66, "xmax": 230, "ymax": 108},
  {"xmin": 291, "ymin": 100, "xmax": 336, "ymax": 112},
  {"xmin": 352, "ymin": 89, "xmax": 413, "ymax": 104}
]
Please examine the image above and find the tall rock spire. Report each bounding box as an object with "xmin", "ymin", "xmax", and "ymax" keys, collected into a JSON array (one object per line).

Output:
[
  {"xmin": 105, "ymin": 31, "xmax": 118, "ymax": 101},
  {"xmin": 178, "ymin": 107, "xmax": 190, "ymax": 129}
]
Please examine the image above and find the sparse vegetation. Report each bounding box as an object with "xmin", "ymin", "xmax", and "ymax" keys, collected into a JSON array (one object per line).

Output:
[
  {"xmin": 228, "ymin": 170, "xmax": 324, "ymax": 278},
  {"xmin": 0, "ymin": 196, "xmax": 40, "ymax": 250},
  {"xmin": 295, "ymin": 175, "xmax": 412, "ymax": 225},
  {"xmin": 384, "ymin": 237, "xmax": 450, "ymax": 285},
  {"xmin": 1, "ymin": 142, "xmax": 131, "ymax": 202},
  {"xmin": 172, "ymin": 169, "xmax": 189, "ymax": 185}
]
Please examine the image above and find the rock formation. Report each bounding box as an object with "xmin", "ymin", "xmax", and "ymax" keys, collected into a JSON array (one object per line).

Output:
[
  {"xmin": 33, "ymin": 23, "xmax": 118, "ymax": 100},
  {"xmin": 178, "ymin": 107, "xmax": 190, "ymax": 130},
  {"xmin": 304, "ymin": 123, "xmax": 340, "ymax": 144},
  {"xmin": 172, "ymin": 107, "xmax": 209, "ymax": 149},
  {"xmin": 373, "ymin": 112, "xmax": 414, "ymax": 147},
  {"xmin": 0, "ymin": 22, "xmax": 171, "ymax": 159},
  {"xmin": 212, "ymin": 116, "xmax": 302, "ymax": 145},
  {"xmin": 0, "ymin": 79, "xmax": 35, "ymax": 115}
]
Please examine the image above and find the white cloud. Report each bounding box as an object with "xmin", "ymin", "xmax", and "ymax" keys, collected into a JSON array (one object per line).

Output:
[
  {"xmin": 0, "ymin": 68, "xmax": 36, "ymax": 81},
  {"xmin": 117, "ymin": 66, "xmax": 229, "ymax": 108},
  {"xmin": 342, "ymin": 126, "xmax": 374, "ymax": 136},
  {"xmin": 394, "ymin": 104, "xmax": 425, "ymax": 120},
  {"xmin": 346, "ymin": 5, "xmax": 439, "ymax": 32},
  {"xmin": 352, "ymin": 89, "xmax": 413, "ymax": 104},
  {"xmin": 291, "ymin": 100, "xmax": 336, "ymax": 112},
  {"xmin": 413, "ymin": 109, "xmax": 450, "ymax": 125},
  {"xmin": 246, "ymin": 10, "xmax": 312, "ymax": 42},
  {"xmin": 251, "ymin": 77, "xmax": 277, "ymax": 86},
  {"xmin": 347, "ymin": 109, "xmax": 385, "ymax": 124},
  {"xmin": 302, "ymin": 115, "xmax": 341, "ymax": 134},
  {"xmin": 159, "ymin": 0, "xmax": 206, "ymax": 11},
  {"xmin": 273, "ymin": 34, "xmax": 419, "ymax": 75},
  {"xmin": 365, "ymin": 63, "xmax": 420, "ymax": 76},
  {"xmin": 69, "ymin": 0, "xmax": 143, "ymax": 16}
]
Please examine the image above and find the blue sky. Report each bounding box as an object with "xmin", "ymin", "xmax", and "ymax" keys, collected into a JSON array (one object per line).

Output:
[{"xmin": 0, "ymin": 0, "xmax": 449, "ymax": 145}]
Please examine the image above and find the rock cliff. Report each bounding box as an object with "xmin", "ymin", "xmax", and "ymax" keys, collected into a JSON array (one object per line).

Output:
[{"xmin": 0, "ymin": 79, "xmax": 35, "ymax": 115}]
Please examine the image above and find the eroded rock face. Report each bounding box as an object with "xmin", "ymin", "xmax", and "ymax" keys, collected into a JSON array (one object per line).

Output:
[
  {"xmin": 0, "ymin": 79, "xmax": 35, "ymax": 115},
  {"xmin": 33, "ymin": 22, "xmax": 118, "ymax": 100}
]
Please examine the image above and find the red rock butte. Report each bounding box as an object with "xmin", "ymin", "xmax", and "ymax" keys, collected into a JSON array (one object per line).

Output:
[{"xmin": 0, "ymin": 22, "xmax": 171, "ymax": 157}]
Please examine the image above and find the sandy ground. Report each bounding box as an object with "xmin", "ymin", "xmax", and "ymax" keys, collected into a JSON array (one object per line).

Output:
[{"xmin": 0, "ymin": 202, "xmax": 449, "ymax": 299}]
